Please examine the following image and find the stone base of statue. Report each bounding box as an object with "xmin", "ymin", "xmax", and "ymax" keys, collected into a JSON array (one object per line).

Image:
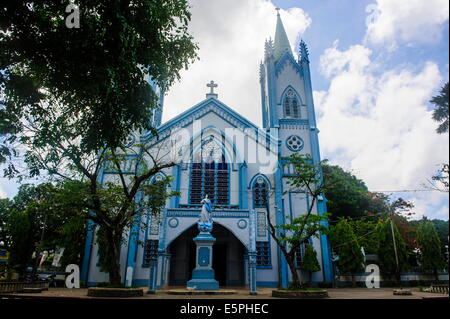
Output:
[{"xmin": 187, "ymin": 227, "xmax": 219, "ymax": 291}]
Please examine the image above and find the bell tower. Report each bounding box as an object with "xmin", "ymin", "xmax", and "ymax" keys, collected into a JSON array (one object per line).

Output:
[
  {"xmin": 259, "ymin": 10, "xmax": 319, "ymax": 158},
  {"xmin": 259, "ymin": 9, "xmax": 333, "ymax": 287}
]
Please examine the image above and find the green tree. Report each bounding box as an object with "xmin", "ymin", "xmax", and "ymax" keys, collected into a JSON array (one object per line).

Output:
[
  {"xmin": 300, "ymin": 243, "xmax": 321, "ymax": 287},
  {"xmin": 6, "ymin": 183, "xmax": 87, "ymax": 277},
  {"xmin": 8, "ymin": 209, "xmax": 36, "ymax": 278},
  {"xmin": 376, "ymin": 218, "xmax": 409, "ymax": 285},
  {"xmin": 0, "ymin": 198, "xmax": 13, "ymax": 251},
  {"xmin": 429, "ymin": 82, "xmax": 449, "ymax": 193},
  {"xmin": 416, "ymin": 220, "xmax": 446, "ymax": 281},
  {"xmin": 431, "ymin": 219, "xmax": 449, "ymax": 259},
  {"xmin": 428, "ymin": 164, "xmax": 449, "ymax": 193},
  {"xmin": 430, "ymin": 82, "xmax": 449, "ymax": 134},
  {"xmin": 330, "ymin": 218, "xmax": 364, "ymax": 287},
  {"xmin": 0, "ymin": 1, "xmax": 196, "ymax": 285},
  {"xmin": 322, "ymin": 163, "xmax": 371, "ymax": 221},
  {"xmin": 7, "ymin": 184, "xmax": 48, "ymax": 278},
  {"xmin": 0, "ymin": 0, "xmax": 198, "ymax": 166},
  {"xmin": 265, "ymin": 153, "xmax": 329, "ymax": 288},
  {"xmin": 350, "ymin": 219, "xmax": 378, "ymax": 254}
]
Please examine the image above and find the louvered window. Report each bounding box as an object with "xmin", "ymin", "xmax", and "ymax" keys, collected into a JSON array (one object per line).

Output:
[
  {"xmin": 253, "ymin": 178, "xmax": 268, "ymax": 208},
  {"xmin": 256, "ymin": 241, "xmax": 271, "ymax": 267},
  {"xmin": 189, "ymin": 157, "xmax": 229, "ymax": 205}
]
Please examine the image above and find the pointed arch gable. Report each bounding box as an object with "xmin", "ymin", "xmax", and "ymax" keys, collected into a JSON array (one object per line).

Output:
[
  {"xmin": 275, "ymin": 51, "xmax": 303, "ymax": 77},
  {"xmin": 279, "ymin": 85, "xmax": 302, "ymax": 104},
  {"xmin": 248, "ymin": 173, "xmax": 273, "ymax": 190},
  {"xmin": 187, "ymin": 125, "xmax": 243, "ymax": 164},
  {"xmin": 149, "ymin": 171, "xmax": 168, "ymax": 184}
]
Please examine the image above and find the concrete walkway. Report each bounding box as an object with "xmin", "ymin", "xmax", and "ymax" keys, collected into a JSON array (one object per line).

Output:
[{"xmin": 1, "ymin": 287, "xmax": 448, "ymax": 299}]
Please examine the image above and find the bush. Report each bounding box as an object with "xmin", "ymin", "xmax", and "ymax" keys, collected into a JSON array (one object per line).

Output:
[
  {"xmin": 287, "ymin": 281, "xmax": 310, "ymax": 290},
  {"xmin": 318, "ymin": 282, "xmax": 333, "ymax": 288}
]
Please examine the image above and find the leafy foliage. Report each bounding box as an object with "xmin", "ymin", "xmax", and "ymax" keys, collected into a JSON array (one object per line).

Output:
[
  {"xmin": 376, "ymin": 218, "xmax": 409, "ymax": 281},
  {"xmin": 322, "ymin": 163, "xmax": 371, "ymax": 220},
  {"xmin": 329, "ymin": 218, "xmax": 364, "ymax": 286},
  {"xmin": 266, "ymin": 153, "xmax": 329, "ymax": 287},
  {"xmin": 349, "ymin": 219, "xmax": 378, "ymax": 254},
  {"xmin": 300, "ymin": 244, "xmax": 321, "ymax": 285},
  {"xmin": 95, "ymin": 175, "xmax": 177, "ymax": 275},
  {"xmin": 0, "ymin": 1, "xmax": 196, "ymax": 284},
  {"xmin": 0, "ymin": 198, "xmax": 13, "ymax": 250},
  {"xmin": 430, "ymin": 219, "xmax": 449, "ymax": 258},
  {"xmin": 429, "ymin": 164, "xmax": 449, "ymax": 193},
  {"xmin": 0, "ymin": 0, "xmax": 198, "ymax": 160},
  {"xmin": 3, "ymin": 183, "xmax": 87, "ymax": 276},
  {"xmin": 430, "ymin": 82, "xmax": 449, "ymax": 134},
  {"xmin": 416, "ymin": 220, "xmax": 446, "ymax": 277}
]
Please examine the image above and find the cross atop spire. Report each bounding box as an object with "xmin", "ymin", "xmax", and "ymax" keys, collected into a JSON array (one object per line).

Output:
[{"xmin": 206, "ymin": 80, "xmax": 218, "ymax": 99}]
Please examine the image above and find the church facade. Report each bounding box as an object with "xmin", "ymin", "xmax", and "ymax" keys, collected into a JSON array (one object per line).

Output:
[{"xmin": 80, "ymin": 13, "xmax": 333, "ymax": 290}]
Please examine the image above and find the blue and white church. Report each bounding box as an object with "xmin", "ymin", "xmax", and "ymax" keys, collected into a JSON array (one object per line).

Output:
[{"xmin": 81, "ymin": 12, "xmax": 333, "ymax": 291}]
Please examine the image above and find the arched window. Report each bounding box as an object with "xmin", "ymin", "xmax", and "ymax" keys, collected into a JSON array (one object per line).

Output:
[
  {"xmin": 189, "ymin": 155, "xmax": 229, "ymax": 205},
  {"xmin": 253, "ymin": 177, "xmax": 268, "ymax": 208},
  {"xmin": 283, "ymin": 88, "xmax": 300, "ymax": 119}
]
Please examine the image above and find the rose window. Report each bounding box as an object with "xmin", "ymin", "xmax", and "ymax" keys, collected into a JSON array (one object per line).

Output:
[{"xmin": 286, "ymin": 135, "xmax": 304, "ymax": 152}]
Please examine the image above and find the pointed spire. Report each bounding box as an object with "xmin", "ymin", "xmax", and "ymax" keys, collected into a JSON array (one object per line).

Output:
[
  {"xmin": 299, "ymin": 39, "xmax": 309, "ymax": 63},
  {"xmin": 273, "ymin": 8, "xmax": 293, "ymax": 61}
]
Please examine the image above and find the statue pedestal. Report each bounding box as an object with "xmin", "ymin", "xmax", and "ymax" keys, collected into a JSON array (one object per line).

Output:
[{"xmin": 187, "ymin": 232, "xmax": 219, "ymax": 290}]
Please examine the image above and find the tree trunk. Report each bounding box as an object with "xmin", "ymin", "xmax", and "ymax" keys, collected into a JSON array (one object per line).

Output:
[
  {"xmin": 351, "ymin": 274, "xmax": 356, "ymax": 288},
  {"xmin": 434, "ymin": 269, "xmax": 439, "ymax": 283},
  {"xmin": 309, "ymin": 271, "xmax": 313, "ymax": 287},
  {"xmin": 106, "ymin": 230, "xmax": 122, "ymax": 286},
  {"xmin": 286, "ymin": 255, "xmax": 300, "ymax": 288},
  {"xmin": 395, "ymin": 271, "xmax": 401, "ymax": 288}
]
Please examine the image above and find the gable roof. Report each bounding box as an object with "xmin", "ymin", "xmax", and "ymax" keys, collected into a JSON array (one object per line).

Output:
[{"xmin": 140, "ymin": 97, "xmax": 280, "ymax": 151}]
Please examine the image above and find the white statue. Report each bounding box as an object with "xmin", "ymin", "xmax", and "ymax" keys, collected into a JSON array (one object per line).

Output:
[{"xmin": 198, "ymin": 195, "xmax": 213, "ymax": 232}]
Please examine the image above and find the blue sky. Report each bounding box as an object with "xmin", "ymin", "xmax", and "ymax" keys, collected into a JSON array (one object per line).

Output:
[
  {"xmin": 1, "ymin": 0, "xmax": 449, "ymax": 221},
  {"xmin": 274, "ymin": 0, "xmax": 449, "ymax": 92}
]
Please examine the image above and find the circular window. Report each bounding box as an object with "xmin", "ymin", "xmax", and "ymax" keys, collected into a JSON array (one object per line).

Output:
[
  {"xmin": 124, "ymin": 134, "xmax": 135, "ymax": 147},
  {"xmin": 286, "ymin": 135, "xmax": 304, "ymax": 152},
  {"xmin": 237, "ymin": 219, "xmax": 247, "ymax": 229},
  {"xmin": 168, "ymin": 218, "xmax": 179, "ymax": 228}
]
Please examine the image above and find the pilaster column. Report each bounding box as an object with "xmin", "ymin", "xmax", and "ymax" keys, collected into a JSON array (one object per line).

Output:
[
  {"xmin": 80, "ymin": 220, "xmax": 95, "ymax": 284},
  {"xmin": 146, "ymin": 242, "xmax": 159, "ymax": 294},
  {"xmin": 243, "ymin": 253, "xmax": 249, "ymax": 286},
  {"xmin": 239, "ymin": 162, "xmax": 248, "ymax": 209},
  {"xmin": 248, "ymin": 251, "xmax": 258, "ymax": 295},
  {"xmin": 248, "ymin": 209, "xmax": 258, "ymax": 295}
]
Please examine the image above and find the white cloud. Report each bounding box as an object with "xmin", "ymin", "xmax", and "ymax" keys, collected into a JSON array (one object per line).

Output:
[
  {"xmin": 0, "ymin": 187, "xmax": 6, "ymax": 199},
  {"xmin": 365, "ymin": 0, "xmax": 449, "ymax": 49},
  {"xmin": 407, "ymin": 191, "xmax": 449, "ymax": 220},
  {"xmin": 0, "ymin": 178, "xmax": 20, "ymax": 199},
  {"xmin": 163, "ymin": 0, "xmax": 311, "ymax": 125},
  {"xmin": 315, "ymin": 42, "xmax": 449, "ymax": 220}
]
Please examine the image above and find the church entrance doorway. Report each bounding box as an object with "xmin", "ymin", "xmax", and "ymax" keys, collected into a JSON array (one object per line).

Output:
[{"xmin": 168, "ymin": 223, "xmax": 246, "ymax": 287}]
